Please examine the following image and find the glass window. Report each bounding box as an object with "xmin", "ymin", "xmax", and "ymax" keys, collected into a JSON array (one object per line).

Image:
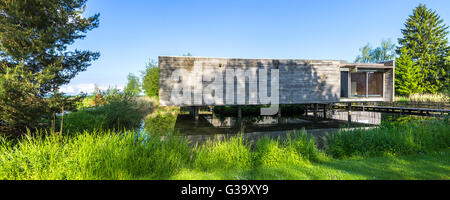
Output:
[
  {"xmin": 340, "ymin": 71, "xmax": 348, "ymax": 98},
  {"xmin": 351, "ymin": 72, "xmax": 366, "ymax": 97},
  {"xmin": 368, "ymin": 72, "xmax": 383, "ymax": 96}
]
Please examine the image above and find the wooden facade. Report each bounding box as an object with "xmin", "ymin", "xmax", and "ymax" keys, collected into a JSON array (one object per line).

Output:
[{"xmin": 159, "ymin": 56, "xmax": 395, "ymax": 106}]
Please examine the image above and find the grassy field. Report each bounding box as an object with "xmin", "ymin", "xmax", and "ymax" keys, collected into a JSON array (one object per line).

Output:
[{"xmin": 0, "ymin": 118, "xmax": 448, "ymax": 180}]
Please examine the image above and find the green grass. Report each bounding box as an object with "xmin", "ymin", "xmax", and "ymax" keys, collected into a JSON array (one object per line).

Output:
[
  {"xmin": 325, "ymin": 119, "xmax": 450, "ymax": 158},
  {"xmin": 170, "ymin": 150, "xmax": 450, "ymax": 180},
  {"xmin": 0, "ymin": 119, "xmax": 448, "ymax": 180}
]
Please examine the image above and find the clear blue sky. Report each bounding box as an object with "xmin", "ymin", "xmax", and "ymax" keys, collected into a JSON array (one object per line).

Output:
[{"xmin": 61, "ymin": 0, "xmax": 450, "ymax": 94}]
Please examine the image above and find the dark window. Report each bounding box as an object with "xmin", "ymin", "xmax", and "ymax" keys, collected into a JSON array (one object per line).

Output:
[
  {"xmin": 368, "ymin": 72, "xmax": 383, "ymax": 96},
  {"xmin": 340, "ymin": 71, "xmax": 348, "ymax": 97},
  {"xmin": 351, "ymin": 72, "xmax": 366, "ymax": 97}
]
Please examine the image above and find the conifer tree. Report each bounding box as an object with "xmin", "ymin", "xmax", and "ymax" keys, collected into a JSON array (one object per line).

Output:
[
  {"xmin": 397, "ymin": 4, "xmax": 449, "ymax": 94},
  {"xmin": 395, "ymin": 48, "xmax": 423, "ymax": 95},
  {"xmin": 0, "ymin": 0, "xmax": 99, "ymax": 133}
]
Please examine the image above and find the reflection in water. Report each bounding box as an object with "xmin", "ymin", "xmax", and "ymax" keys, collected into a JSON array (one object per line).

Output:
[
  {"xmin": 141, "ymin": 109, "xmax": 436, "ymax": 146},
  {"xmin": 329, "ymin": 111, "xmax": 381, "ymax": 125},
  {"xmin": 172, "ymin": 111, "xmax": 382, "ymax": 136}
]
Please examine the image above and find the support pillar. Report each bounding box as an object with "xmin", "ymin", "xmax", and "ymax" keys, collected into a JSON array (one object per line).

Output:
[
  {"xmin": 323, "ymin": 104, "xmax": 327, "ymax": 119},
  {"xmin": 313, "ymin": 103, "xmax": 318, "ymax": 120},
  {"xmin": 347, "ymin": 102, "xmax": 352, "ymax": 123},
  {"xmin": 305, "ymin": 104, "xmax": 309, "ymax": 117},
  {"xmin": 237, "ymin": 105, "xmax": 242, "ymax": 119},
  {"xmin": 277, "ymin": 105, "xmax": 282, "ymax": 118},
  {"xmin": 190, "ymin": 106, "xmax": 199, "ymax": 121}
]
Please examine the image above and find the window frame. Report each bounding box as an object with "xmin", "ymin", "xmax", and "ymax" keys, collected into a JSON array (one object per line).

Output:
[{"xmin": 340, "ymin": 68, "xmax": 385, "ymax": 99}]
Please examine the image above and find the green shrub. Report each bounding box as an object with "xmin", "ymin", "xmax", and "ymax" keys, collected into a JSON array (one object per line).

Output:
[
  {"xmin": 60, "ymin": 91, "xmax": 145, "ymax": 133},
  {"xmin": 76, "ymin": 95, "xmax": 96, "ymax": 109}
]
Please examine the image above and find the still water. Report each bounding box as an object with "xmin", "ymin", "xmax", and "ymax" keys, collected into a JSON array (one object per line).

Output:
[{"xmin": 140, "ymin": 110, "xmax": 431, "ymax": 146}]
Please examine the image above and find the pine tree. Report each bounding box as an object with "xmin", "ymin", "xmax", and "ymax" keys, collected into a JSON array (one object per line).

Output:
[
  {"xmin": 0, "ymin": 0, "xmax": 99, "ymax": 133},
  {"xmin": 0, "ymin": 0, "xmax": 100, "ymax": 93},
  {"xmin": 397, "ymin": 4, "xmax": 450, "ymax": 93},
  {"xmin": 395, "ymin": 48, "xmax": 423, "ymax": 95}
]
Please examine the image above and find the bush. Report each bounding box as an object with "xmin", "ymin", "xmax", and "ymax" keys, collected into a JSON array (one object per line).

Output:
[
  {"xmin": 325, "ymin": 119, "xmax": 450, "ymax": 158},
  {"xmin": 59, "ymin": 90, "xmax": 146, "ymax": 134}
]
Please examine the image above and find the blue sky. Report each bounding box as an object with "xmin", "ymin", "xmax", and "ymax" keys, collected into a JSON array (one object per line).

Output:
[{"xmin": 61, "ymin": 0, "xmax": 450, "ymax": 94}]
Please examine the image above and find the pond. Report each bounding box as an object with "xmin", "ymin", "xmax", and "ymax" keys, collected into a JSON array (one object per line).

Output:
[{"xmin": 140, "ymin": 109, "xmax": 432, "ymax": 146}]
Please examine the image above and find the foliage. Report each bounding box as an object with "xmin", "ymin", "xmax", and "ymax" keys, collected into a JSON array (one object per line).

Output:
[
  {"xmin": 144, "ymin": 107, "xmax": 179, "ymax": 136},
  {"xmin": 354, "ymin": 39, "xmax": 396, "ymax": 63},
  {"xmin": 0, "ymin": 0, "xmax": 100, "ymax": 94},
  {"xmin": 0, "ymin": 63, "xmax": 54, "ymax": 132},
  {"xmin": 0, "ymin": 0, "xmax": 99, "ymax": 134},
  {"xmin": 75, "ymin": 95, "xmax": 96, "ymax": 109},
  {"xmin": 395, "ymin": 47, "xmax": 424, "ymax": 95},
  {"xmin": 124, "ymin": 73, "xmax": 141, "ymax": 96},
  {"xmin": 325, "ymin": 119, "xmax": 450, "ymax": 159},
  {"xmin": 59, "ymin": 89, "xmax": 146, "ymax": 133},
  {"xmin": 397, "ymin": 4, "xmax": 450, "ymax": 93},
  {"xmin": 142, "ymin": 60, "xmax": 159, "ymax": 97}
]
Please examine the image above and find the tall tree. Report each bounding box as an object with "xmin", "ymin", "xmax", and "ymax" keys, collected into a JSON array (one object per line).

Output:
[
  {"xmin": 354, "ymin": 40, "xmax": 396, "ymax": 63},
  {"xmin": 371, "ymin": 39, "xmax": 396, "ymax": 62},
  {"xmin": 0, "ymin": 0, "xmax": 100, "ymax": 93},
  {"xmin": 0, "ymin": 0, "xmax": 99, "ymax": 133},
  {"xmin": 397, "ymin": 4, "xmax": 449, "ymax": 93},
  {"xmin": 142, "ymin": 60, "xmax": 159, "ymax": 97},
  {"xmin": 395, "ymin": 47, "xmax": 424, "ymax": 95},
  {"xmin": 354, "ymin": 43, "xmax": 373, "ymax": 63},
  {"xmin": 124, "ymin": 73, "xmax": 141, "ymax": 96}
]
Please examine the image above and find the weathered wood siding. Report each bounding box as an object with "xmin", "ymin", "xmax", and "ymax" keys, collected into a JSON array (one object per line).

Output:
[
  {"xmin": 159, "ymin": 56, "xmax": 342, "ymax": 106},
  {"xmin": 384, "ymin": 68, "xmax": 395, "ymax": 102}
]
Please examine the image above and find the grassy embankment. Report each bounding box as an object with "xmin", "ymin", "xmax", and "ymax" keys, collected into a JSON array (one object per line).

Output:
[{"xmin": 0, "ymin": 107, "xmax": 448, "ymax": 180}]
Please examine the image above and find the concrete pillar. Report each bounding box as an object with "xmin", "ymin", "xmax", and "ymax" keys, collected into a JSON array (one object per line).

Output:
[
  {"xmin": 305, "ymin": 104, "xmax": 309, "ymax": 117},
  {"xmin": 347, "ymin": 103, "xmax": 352, "ymax": 123},
  {"xmin": 277, "ymin": 105, "xmax": 282, "ymax": 118},
  {"xmin": 190, "ymin": 106, "xmax": 199, "ymax": 120},
  {"xmin": 313, "ymin": 103, "xmax": 318, "ymax": 119},
  {"xmin": 237, "ymin": 105, "xmax": 242, "ymax": 119}
]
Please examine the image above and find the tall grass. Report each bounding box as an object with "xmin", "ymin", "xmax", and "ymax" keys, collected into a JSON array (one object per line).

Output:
[
  {"xmin": 325, "ymin": 119, "xmax": 450, "ymax": 158},
  {"xmin": 0, "ymin": 131, "xmax": 192, "ymax": 180},
  {"xmin": 0, "ymin": 119, "xmax": 448, "ymax": 180},
  {"xmin": 395, "ymin": 93, "xmax": 449, "ymax": 103}
]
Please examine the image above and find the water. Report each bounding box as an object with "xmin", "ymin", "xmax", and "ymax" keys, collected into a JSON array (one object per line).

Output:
[{"xmin": 140, "ymin": 110, "xmax": 433, "ymax": 146}]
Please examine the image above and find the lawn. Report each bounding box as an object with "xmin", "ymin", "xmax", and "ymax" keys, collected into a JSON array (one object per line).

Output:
[{"xmin": 169, "ymin": 150, "xmax": 450, "ymax": 180}]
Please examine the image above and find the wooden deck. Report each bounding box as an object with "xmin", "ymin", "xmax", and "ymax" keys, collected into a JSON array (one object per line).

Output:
[{"xmin": 332, "ymin": 105, "xmax": 450, "ymax": 116}]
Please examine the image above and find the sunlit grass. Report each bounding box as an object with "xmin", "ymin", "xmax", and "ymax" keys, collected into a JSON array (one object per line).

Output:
[{"xmin": 0, "ymin": 119, "xmax": 448, "ymax": 180}]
